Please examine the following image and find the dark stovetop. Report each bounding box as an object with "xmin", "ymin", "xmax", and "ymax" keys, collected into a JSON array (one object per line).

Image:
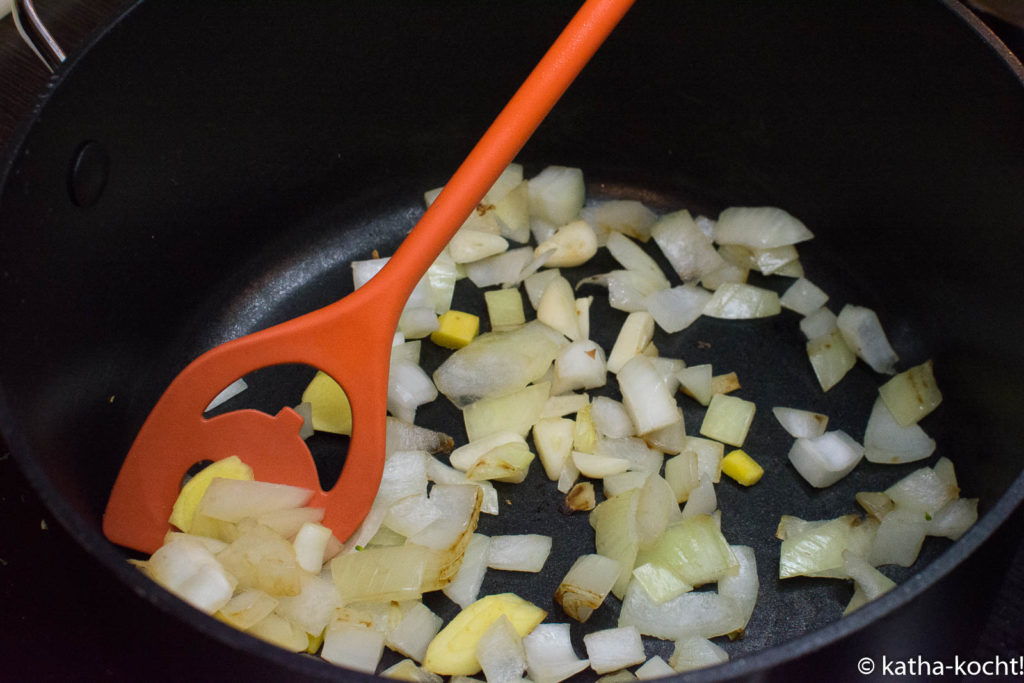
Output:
[{"xmin": 0, "ymin": 2, "xmax": 1021, "ymax": 681}]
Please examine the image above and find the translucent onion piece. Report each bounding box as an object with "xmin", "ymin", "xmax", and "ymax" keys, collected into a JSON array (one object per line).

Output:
[
  {"xmin": 522, "ymin": 623, "xmax": 591, "ymax": 683},
  {"xmin": 380, "ymin": 659, "xmax": 443, "ymax": 683},
  {"xmin": 321, "ymin": 622, "xmax": 386, "ymax": 673},
  {"xmin": 680, "ymin": 477, "xmax": 717, "ymax": 519},
  {"xmin": 555, "ymin": 553, "xmax": 621, "ymax": 623},
  {"xmin": 618, "ymin": 355, "xmax": 684, "ymax": 435},
  {"xmin": 712, "ymin": 206, "xmax": 814, "ymax": 249},
  {"xmin": 635, "ymin": 514, "xmax": 738, "ymax": 588},
  {"xmin": 926, "ymin": 498, "xmax": 978, "ymax": 541},
  {"xmin": 780, "ymin": 278, "xmax": 829, "ymax": 316},
  {"xmin": 524, "ymin": 268, "xmax": 561, "ymax": 309},
  {"xmin": 443, "ymin": 534, "xmax": 492, "ymax": 608},
  {"xmin": 606, "ymin": 231, "xmax": 670, "ymax": 286},
  {"xmin": 494, "ymin": 181, "xmax": 532, "ymax": 244},
  {"xmin": 476, "ymin": 615, "xmax": 527, "ymax": 683},
  {"xmin": 448, "ymin": 229, "xmax": 509, "ymax": 264},
  {"xmin": 487, "ymin": 535, "xmax": 553, "ymax": 572},
  {"xmin": 388, "ymin": 359, "xmax": 438, "ymax": 424},
  {"xmin": 631, "ymin": 560, "xmax": 693, "ymax": 604},
  {"xmin": 837, "ymin": 304, "xmax": 899, "ymax": 375},
  {"xmin": 699, "ymin": 394, "xmax": 756, "ymax": 447},
  {"xmin": 528, "ymin": 165, "xmax": 585, "ymax": 226},
  {"xmin": 652, "ymin": 210, "xmax": 725, "ymax": 281},
  {"xmin": 703, "ymin": 282, "xmax": 781, "ymax": 319},
  {"xmin": 292, "ymin": 522, "xmax": 332, "ymax": 573},
  {"xmin": 717, "ymin": 545, "xmax": 758, "ymax": 626},
  {"xmin": 463, "ymin": 381, "xmax": 550, "ymax": 442},
  {"xmin": 533, "ymin": 417, "xmax": 576, "ymax": 481},
  {"xmin": 248, "ymin": 612, "xmax": 310, "ymax": 652},
  {"xmin": 772, "ymin": 406, "xmax": 829, "ymax": 439},
  {"xmin": 799, "ymin": 306, "xmax": 838, "ymax": 340},
  {"xmin": 868, "ymin": 507, "xmax": 928, "ymax": 567},
  {"xmin": 591, "ymin": 396, "xmax": 636, "ymax": 438},
  {"xmin": 635, "ymin": 656, "xmax": 677, "ymax": 680},
  {"xmin": 618, "ymin": 580, "xmax": 744, "ymax": 641},
  {"xmin": 204, "ymin": 377, "xmax": 248, "ymax": 413},
  {"xmin": 806, "ymin": 329, "xmax": 857, "ymax": 392},
  {"xmin": 878, "ymin": 360, "xmax": 942, "ymax": 427},
  {"xmin": 581, "ymin": 199, "xmax": 658, "ymax": 243},
  {"xmin": 636, "ymin": 474, "xmax": 682, "ymax": 549},
  {"xmin": 590, "ymin": 490, "xmax": 641, "ymax": 598},
  {"xmin": 216, "ymin": 589, "xmax": 278, "ymax": 631},
  {"xmin": 779, "ymin": 515, "xmax": 877, "ymax": 579},
  {"xmin": 750, "ymin": 245, "xmax": 799, "ymax": 275},
  {"xmin": 670, "ymin": 637, "xmax": 730, "ymax": 672},
  {"xmin": 552, "ymin": 339, "xmax": 607, "ymax": 394},
  {"xmin": 433, "ymin": 321, "xmax": 566, "ymax": 407},
  {"xmin": 583, "ymin": 626, "xmax": 647, "ymax": 674},
  {"xmin": 464, "ymin": 247, "xmax": 533, "ymax": 288},
  {"xmin": 387, "ymin": 601, "xmax": 444, "ymax": 663},
  {"xmin": 863, "ymin": 397, "xmax": 936, "ymax": 464},
  {"xmin": 884, "ymin": 466, "xmax": 957, "ymax": 515},
  {"xmin": 841, "ymin": 550, "xmax": 896, "ymax": 615},
  {"xmin": 273, "ymin": 573, "xmax": 339, "ymax": 636},
  {"xmin": 645, "ymin": 285, "xmax": 712, "ymax": 333},
  {"xmin": 788, "ymin": 430, "xmax": 865, "ymax": 488},
  {"xmin": 197, "ymin": 479, "xmax": 314, "ymax": 523},
  {"xmin": 147, "ymin": 537, "xmax": 237, "ymax": 614},
  {"xmin": 676, "ymin": 364, "xmax": 713, "ymax": 406}
]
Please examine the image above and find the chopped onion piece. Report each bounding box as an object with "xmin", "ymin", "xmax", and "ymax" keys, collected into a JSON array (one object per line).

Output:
[
  {"xmin": 556, "ymin": 554, "xmax": 621, "ymax": 622},
  {"xmin": 635, "ymin": 514, "xmax": 737, "ymax": 588},
  {"xmin": 926, "ymin": 498, "xmax": 978, "ymax": 541},
  {"xmin": 494, "ymin": 181, "xmax": 532, "ymax": 244},
  {"xmin": 487, "ymin": 535, "xmax": 552, "ymax": 573},
  {"xmin": 788, "ymin": 430, "xmax": 864, "ymax": 488},
  {"xmin": 464, "ymin": 247, "xmax": 533, "ymax": 288},
  {"xmin": 837, "ymin": 304, "xmax": 899, "ymax": 374},
  {"xmin": 712, "ymin": 206, "xmax": 814, "ymax": 249},
  {"xmin": 388, "ymin": 359, "xmax": 438, "ymax": 424},
  {"xmin": 248, "ymin": 612, "xmax": 310, "ymax": 652},
  {"xmin": 380, "ymin": 660, "xmax": 443, "ymax": 683},
  {"xmin": 868, "ymin": 507, "xmax": 928, "ymax": 567},
  {"xmin": 147, "ymin": 537, "xmax": 237, "ymax": 613},
  {"xmin": 750, "ymin": 245, "xmax": 799, "ymax": 275},
  {"xmin": 448, "ymin": 229, "xmax": 509, "ymax": 264},
  {"xmin": 528, "ymin": 166, "xmax": 585, "ymax": 226},
  {"xmin": 581, "ymin": 199, "xmax": 658, "ymax": 242},
  {"xmin": 273, "ymin": 573, "xmax": 339, "ymax": 636},
  {"xmin": 670, "ymin": 638, "xmax": 729, "ymax": 672},
  {"xmin": 606, "ymin": 231, "xmax": 670, "ymax": 286},
  {"xmin": 618, "ymin": 581, "xmax": 744, "ymax": 641},
  {"xmin": 573, "ymin": 449, "xmax": 630, "ymax": 479},
  {"xmin": 780, "ymin": 278, "xmax": 829, "ymax": 316},
  {"xmin": 636, "ymin": 474, "xmax": 682, "ymax": 548},
  {"xmin": 631, "ymin": 561, "xmax": 693, "ymax": 604},
  {"xmin": 216, "ymin": 588, "xmax": 278, "ymax": 630},
  {"xmin": 863, "ymin": 397, "xmax": 936, "ymax": 464},
  {"xmin": 680, "ymin": 477, "xmax": 717, "ymax": 518},
  {"xmin": 433, "ymin": 321, "xmax": 566, "ymax": 407},
  {"xmin": 652, "ymin": 210, "xmax": 725, "ymax": 281},
  {"xmin": 676, "ymin": 364, "xmax": 713, "ymax": 406},
  {"xmin": 603, "ymin": 470, "xmax": 651, "ymax": 498},
  {"xmin": 703, "ymin": 282, "xmax": 781, "ymax": 319},
  {"xmin": 476, "ymin": 615, "xmax": 527, "ymax": 683},
  {"xmin": 584, "ymin": 626, "xmax": 647, "ymax": 674},
  {"xmin": 523, "ymin": 623, "xmax": 590, "ymax": 683},
  {"xmin": 799, "ymin": 306, "xmax": 838, "ymax": 340},
  {"xmin": 635, "ymin": 656, "xmax": 677, "ymax": 680},
  {"xmin": 591, "ymin": 490, "xmax": 641, "ymax": 598},
  {"xmin": 645, "ymin": 285, "xmax": 712, "ymax": 333},
  {"xmin": 841, "ymin": 550, "xmax": 896, "ymax": 615},
  {"xmin": 442, "ymin": 534, "xmax": 491, "ymax": 608},
  {"xmin": 292, "ymin": 522, "xmax": 332, "ymax": 573},
  {"xmin": 779, "ymin": 515, "xmax": 875, "ymax": 578},
  {"xmin": 591, "ymin": 396, "xmax": 636, "ymax": 438},
  {"xmin": 717, "ymin": 545, "xmax": 758, "ymax": 626},
  {"xmin": 533, "ymin": 416, "xmax": 576, "ymax": 481},
  {"xmin": 552, "ymin": 339, "xmax": 607, "ymax": 394},
  {"xmin": 385, "ymin": 602, "xmax": 444, "ymax": 664},
  {"xmin": 884, "ymin": 466, "xmax": 957, "ymax": 515},
  {"xmin": 321, "ymin": 622, "xmax": 386, "ymax": 673},
  {"xmin": 580, "ymin": 269, "xmax": 667, "ymax": 313},
  {"xmin": 618, "ymin": 355, "xmax": 684, "ymax": 435},
  {"xmin": 197, "ymin": 479, "xmax": 314, "ymax": 523},
  {"xmin": 772, "ymin": 406, "xmax": 829, "ymax": 439},
  {"xmin": 878, "ymin": 360, "xmax": 942, "ymax": 426},
  {"xmin": 699, "ymin": 393, "xmax": 756, "ymax": 447},
  {"xmin": 204, "ymin": 378, "xmax": 248, "ymax": 413},
  {"xmin": 806, "ymin": 329, "xmax": 857, "ymax": 392},
  {"xmin": 463, "ymin": 381, "xmax": 550, "ymax": 441}
]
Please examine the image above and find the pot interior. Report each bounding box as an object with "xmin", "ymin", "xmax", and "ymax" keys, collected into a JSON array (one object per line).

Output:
[{"xmin": 1, "ymin": 0, "xmax": 1022, "ymax": 679}]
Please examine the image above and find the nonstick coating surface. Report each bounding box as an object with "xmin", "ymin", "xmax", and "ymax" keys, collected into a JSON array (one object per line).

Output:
[{"xmin": 1, "ymin": 1, "xmax": 1022, "ymax": 680}]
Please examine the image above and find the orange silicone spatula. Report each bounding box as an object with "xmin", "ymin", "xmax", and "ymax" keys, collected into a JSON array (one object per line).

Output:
[{"xmin": 103, "ymin": 0, "xmax": 635, "ymax": 554}]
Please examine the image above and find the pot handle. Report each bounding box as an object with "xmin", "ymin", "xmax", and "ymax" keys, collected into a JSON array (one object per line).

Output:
[{"xmin": 11, "ymin": 0, "xmax": 66, "ymax": 72}]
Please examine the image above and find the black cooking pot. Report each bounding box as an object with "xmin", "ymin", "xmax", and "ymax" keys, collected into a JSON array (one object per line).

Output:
[{"xmin": 1, "ymin": 1, "xmax": 1022, "ymax": 680}]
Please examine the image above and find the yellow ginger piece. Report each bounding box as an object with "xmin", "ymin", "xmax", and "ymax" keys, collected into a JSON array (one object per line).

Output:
[
  {"xmin": 721, "ymin": 449, "xmax": 764, "ymax": 486},
  {"xmin": 431, "ymin": 310, "xmax": 480, "ymax": 349},
  {"xmin": 301, "ymin": 370, "xmax": 352, "ymax": 435},
  {"xmin": 169, "ymin": 456, "xmax": 253, "ymax": 533},
  {"xmin": 422, "ymin": 593, "xmax": 546, "ymax": 675}
]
